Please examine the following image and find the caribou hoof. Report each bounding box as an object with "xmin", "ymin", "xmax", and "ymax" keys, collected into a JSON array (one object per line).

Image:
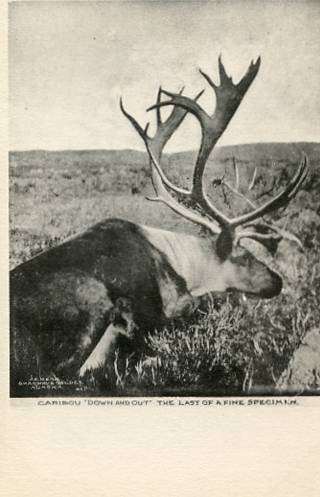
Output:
[
  {"xmin": 79, "ymin": 357, "xmax": 116, "ymax": 388},
  {"xmin": 79, "ymin": 363, "xmax": 114, "ymax": 389}
]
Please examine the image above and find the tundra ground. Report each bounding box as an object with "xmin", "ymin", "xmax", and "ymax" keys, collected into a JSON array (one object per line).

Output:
[{"xmin": 9, "ymin": 143, "xmax": 320, "ymax": 396}]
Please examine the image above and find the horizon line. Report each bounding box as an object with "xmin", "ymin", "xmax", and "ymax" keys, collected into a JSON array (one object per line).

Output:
[{"xmin": 9, "ymin": 140, "xmax": 319, "ymax": 154}]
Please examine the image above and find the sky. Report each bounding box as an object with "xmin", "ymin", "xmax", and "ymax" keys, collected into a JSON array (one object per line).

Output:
[{"xmin": 9, "ymin": 0, "xmax": 320, "ymax": 152}]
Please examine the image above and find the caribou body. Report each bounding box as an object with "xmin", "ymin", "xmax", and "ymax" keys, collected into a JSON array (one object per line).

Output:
[{"xmin": 10, "ymin": 57, "xmax": 308, "ymax": 393}]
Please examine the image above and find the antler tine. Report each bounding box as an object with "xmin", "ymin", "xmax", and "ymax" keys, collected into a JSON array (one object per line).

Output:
[
  {"xmin": 237, "ymin": 57, "xmax": 261, "ymax": 94},
  {"xmin": 198, "ymin": 68, "xmax": 217, "ymax": 90},
  {"xmin": 156, "ymin": 86, "xmax": 162, "ymax": 127},
  {"xmin": 236, "ymin": 230, "xmax": 282, "ymax": 245},
  {"xmin": 144, "ymin": 122, "xmax": 150, "ymax": 135},
  {"xmin": 120, "ymin": 98, "xmax": 149, "ymax": 141},
  {"xmin": 153, "ymin": 84, "xmax": 184, "ymax": 135},
  {"xmin": 233, "ymin": 156, "xmax": 240, "ymax": 190},
  {"xmin": 218, "ymin": 54, "xmax": 233, "ymax": 83},
  {"xmin": 231, "ymin": 155, "xmax": 309, "ymax": 228},
  {"xmin": 248, "ymin": 166, "xmax": 257, "ymax": 191}
]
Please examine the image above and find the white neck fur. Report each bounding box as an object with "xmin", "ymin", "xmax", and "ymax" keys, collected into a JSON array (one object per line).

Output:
[{"xmin": 142, "ymin": 225, "xmax": 232, "ymax": 297}]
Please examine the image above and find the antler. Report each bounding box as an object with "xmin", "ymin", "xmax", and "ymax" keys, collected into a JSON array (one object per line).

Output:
[
  {"xmin": 147, "ymin": 56, "xmax": 261, "ymax": 227},
  {"xmin": 121, "ymin": 57, "xmax": 309, "ymax": 258},
  {"xmin": 120, "ymin": 87, "xmax": 197, "ymax": 197},
  {"xmin": 120, "ymin": 88, "xmax": 222, "ymax": 234},
  {"xmin": 146, "ymin": 58, "xmax": 309, "ymax": 238}
]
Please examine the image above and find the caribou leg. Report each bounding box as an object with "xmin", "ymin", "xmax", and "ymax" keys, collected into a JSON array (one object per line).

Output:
[{"xmin": 79, "ymin": 297, "xmax": 135, "ymax": 383}]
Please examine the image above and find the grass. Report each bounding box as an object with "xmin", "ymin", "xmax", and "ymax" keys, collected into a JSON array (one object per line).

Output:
[{"xmin": 9, "ymin": 144, "xmax": 320, "ymax": 396}]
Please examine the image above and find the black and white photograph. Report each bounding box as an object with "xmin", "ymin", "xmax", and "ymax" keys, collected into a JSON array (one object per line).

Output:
[{"xmin": 9, "ymin": 0, "xmax": 320, "ymax": 398}]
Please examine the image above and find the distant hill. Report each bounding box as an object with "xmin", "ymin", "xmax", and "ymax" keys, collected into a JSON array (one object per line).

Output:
[
  {"xmin": 10, "ymin": 142, "xmax": 320, "ymax": 170},
  {"xmin": 169, "ymin": 142, "xmax": 320, "ymax": 166},
  {"xmin": 9, "ymin": 148, "xmax": 147, "ymax": 169}
]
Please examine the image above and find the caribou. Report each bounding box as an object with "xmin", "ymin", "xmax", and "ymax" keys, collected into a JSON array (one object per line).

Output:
[{"xmin": 10, "ymin": 57, "xmax": 309, "ymax": 393}]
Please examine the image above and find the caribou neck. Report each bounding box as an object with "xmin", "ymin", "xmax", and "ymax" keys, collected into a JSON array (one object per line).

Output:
[{"xmin": 142, "ymin": 225, "xmax": 228, "ymax": 297}]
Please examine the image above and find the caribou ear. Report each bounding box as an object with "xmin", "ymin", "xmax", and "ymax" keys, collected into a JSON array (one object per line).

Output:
[{"xmin": 216, "ymin": 229, "xmax": 234, "ymax": 261}]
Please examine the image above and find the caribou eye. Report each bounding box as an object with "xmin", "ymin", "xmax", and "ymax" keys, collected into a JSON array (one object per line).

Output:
[{"xmin": 231, "ymin": 253, "xmax": 252, "ymax": 267}]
